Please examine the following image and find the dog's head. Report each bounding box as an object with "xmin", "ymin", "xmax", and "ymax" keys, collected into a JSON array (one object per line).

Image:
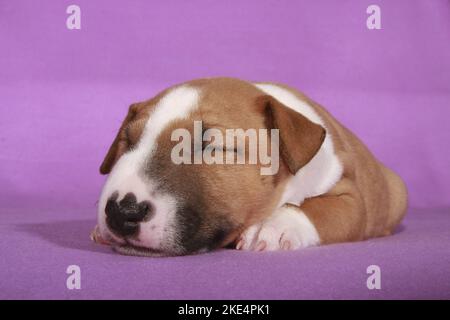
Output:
[{"xmin": 96, "ymin": 78, "xmax": 325, "ymax": 256}]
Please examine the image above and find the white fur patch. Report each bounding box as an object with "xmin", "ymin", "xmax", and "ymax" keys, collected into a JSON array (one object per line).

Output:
[
  {"xmin": 97, "ymin": 85, "xmax": 200, "ymax": 249},
  {"xmin": 254, "ymin": 83, "xmax": 343, "ymax": 206},
  {"xmin": 238, "ymin": 205, "xmax": 320, "ymax": 251},
  {"xmin": 254, "ymin": 83, "xmax": 324, "ymax": 125}
]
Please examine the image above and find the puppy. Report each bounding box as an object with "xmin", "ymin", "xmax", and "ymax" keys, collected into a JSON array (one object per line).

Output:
[{"xmin": 92, "ymin": 77, "xmax": 407, "ymax": 256}]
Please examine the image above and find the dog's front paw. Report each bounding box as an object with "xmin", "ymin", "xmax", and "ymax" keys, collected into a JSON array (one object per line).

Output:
[{"xmin": 236, "ymin": 206, "xmax": 320, "ymax": 251}]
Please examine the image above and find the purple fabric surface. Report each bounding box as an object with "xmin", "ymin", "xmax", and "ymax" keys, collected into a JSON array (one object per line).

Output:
[
  {"xmin": 1, "ymin": 207, "xmax": 449, "ymax": 299},
  {"xmin": 1, "ymin": 1, "xmax": 449, "ymax": 299}
]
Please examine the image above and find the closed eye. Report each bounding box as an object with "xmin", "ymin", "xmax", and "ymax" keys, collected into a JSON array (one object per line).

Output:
[
  {"xmin": 201, "ymin": 143, "xmax": 238, "ymax": 153},
  {"xmin": 223, "ymin": 147, "xmax": 238, "ymax": 153}
]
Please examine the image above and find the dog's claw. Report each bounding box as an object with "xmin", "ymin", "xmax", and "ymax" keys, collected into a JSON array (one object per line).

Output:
[
  {"xmin": 90, "ymin": 225, "xmax": 111, "ymax": 245},
  {"xmin": 236, "ymin": 239, "xmax": 244, "ymax": 250}
]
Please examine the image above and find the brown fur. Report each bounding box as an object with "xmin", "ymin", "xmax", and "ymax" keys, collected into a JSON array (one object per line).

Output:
[
  {"xmin": 262, "ymin": 82, "xmax": 408, "ymax": 243},
  {"xmin": 147, "ymin": 79, "xmax": 293, "ymax": 249},
  {"xmin": 261, "ymin": 95, "xmax": 326, "ymax": 174},
  {"xmin": 99, "ymin": 77, "xmax": 408, "ymax": 250},
  {"xmin": 99, "ymin": 88, "xmax": 171, "ymax": 174}
]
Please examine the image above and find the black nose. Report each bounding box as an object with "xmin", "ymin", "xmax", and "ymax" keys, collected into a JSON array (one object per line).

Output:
[{"xmin": 105, "ymin": 192, "xmax": 152, "ymax": 237}]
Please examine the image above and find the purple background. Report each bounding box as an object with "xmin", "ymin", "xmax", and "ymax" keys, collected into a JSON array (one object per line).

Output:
[{"xmin": 1, "ymin": 0, "xmax": 449, "ymax": 299}]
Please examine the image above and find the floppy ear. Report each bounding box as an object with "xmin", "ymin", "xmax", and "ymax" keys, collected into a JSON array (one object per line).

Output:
[
  {"xmin": 99, "ymin": 103, "xmax": 139, "ymax": 175},
  {"xmin": 260, "ymin": 95, "xmax": 326, "ymax": 175}
]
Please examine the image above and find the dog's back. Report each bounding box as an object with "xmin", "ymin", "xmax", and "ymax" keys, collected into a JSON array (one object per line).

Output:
[{"xmin": 256, "ymin": 81, "xmax": 408, "ymax": 240}]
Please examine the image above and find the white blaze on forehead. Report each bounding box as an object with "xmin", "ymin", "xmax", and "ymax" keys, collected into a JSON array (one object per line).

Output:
[
  {"xmin": 136, "ymin": 85, "xmax": 201, "ymax": 160},
  {"xmin": 97, "ymin": 85, "xmax": 201, "ymax": 249}
]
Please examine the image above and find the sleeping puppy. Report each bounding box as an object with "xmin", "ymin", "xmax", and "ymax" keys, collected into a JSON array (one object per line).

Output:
[{"xmin": 92, "ymin": 77, "xmax": 407, "ymax": 256}]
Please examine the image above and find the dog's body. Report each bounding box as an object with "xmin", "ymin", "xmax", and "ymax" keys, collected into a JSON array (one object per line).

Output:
[
  {"xmin": 240, "ymin": 82, "xmax": 408, "ymax": 250},
  {"xmin": 93, "ymin": 78, "xmax": 407, "ymax": 256}
]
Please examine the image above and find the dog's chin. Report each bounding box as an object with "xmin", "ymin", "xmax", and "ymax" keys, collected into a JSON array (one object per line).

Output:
[{"xmin": 113, "ymin": 244, "xmax": 171, "ymax": 257}]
